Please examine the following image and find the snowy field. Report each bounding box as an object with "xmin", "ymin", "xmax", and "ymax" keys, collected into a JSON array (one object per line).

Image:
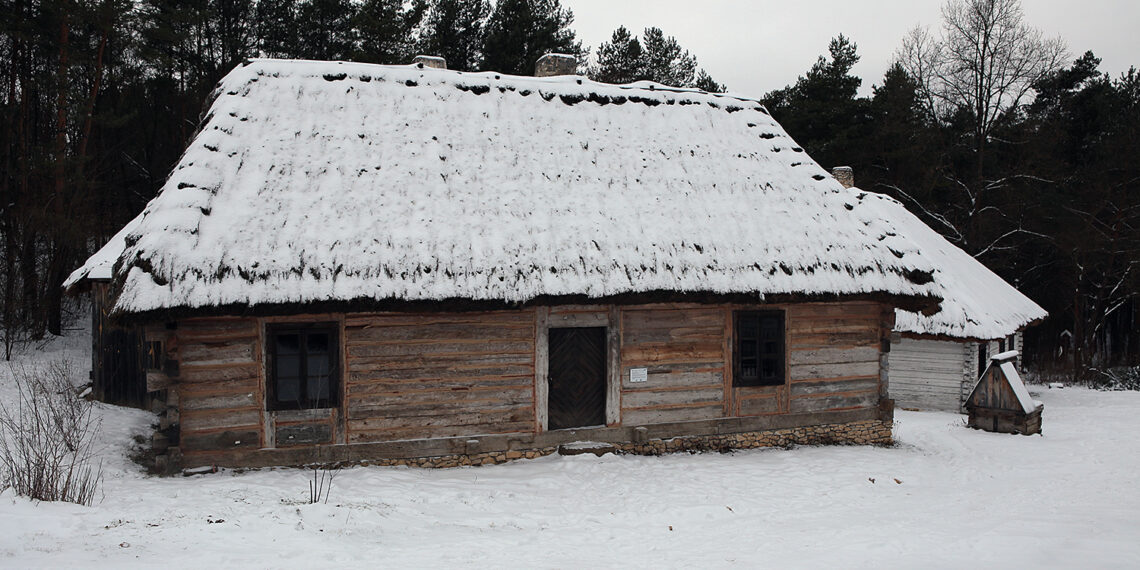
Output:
[{"xmin": 2, "ymin": 332, "xmax": 1139, "ymax": 569}]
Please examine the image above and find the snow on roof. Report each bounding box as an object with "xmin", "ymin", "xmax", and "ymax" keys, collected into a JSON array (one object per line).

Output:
[
  {"xmin": 847, "ymin": 190, "xmax": 1047, "ymax": 340},
  {"xmin": 91, "ymin": 58, "xmax": 942, "ymax": 315},
  {"xmin": 63, "ymin": 212, "xmax": 145, "ymax": 288}
]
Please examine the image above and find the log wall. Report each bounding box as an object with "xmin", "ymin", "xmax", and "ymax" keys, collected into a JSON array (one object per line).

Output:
[
  {"xmin": 344, "ymin": 311, "xmax": 536, "ymax": 443},
  {"xmin": 154, "ymin": 301, "xmax": 894, "ymax": 468},
  {"xmin": 619, "ymin": 307, "xmax": 727, "ymax": 425},
  {"xmin": 174, "ymin": 318, "xmax": 264, "ymax": 461}
]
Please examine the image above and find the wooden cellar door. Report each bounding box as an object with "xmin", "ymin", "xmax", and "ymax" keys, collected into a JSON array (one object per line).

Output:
[{"xmin": 547, "ymin": 327, "xmax": 607, "ymax": 430}]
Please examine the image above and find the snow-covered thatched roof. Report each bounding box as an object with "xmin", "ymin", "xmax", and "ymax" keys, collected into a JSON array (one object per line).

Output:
[
  {"xmin": 65, "ymin": 213, "xmax": 144, "ymax": 287},
  {"xmin": 847, "ymin": 190, "xmax": 1046, "ymax": 340},
  {"xmin": 69, "ymin": 58, "xmax": 943, "ymax": 315}
]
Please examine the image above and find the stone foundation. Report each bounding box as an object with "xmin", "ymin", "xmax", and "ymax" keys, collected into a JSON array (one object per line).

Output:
[{"xmin": 302, "ymin": 420, "xmax": 893, "ymax": 470}]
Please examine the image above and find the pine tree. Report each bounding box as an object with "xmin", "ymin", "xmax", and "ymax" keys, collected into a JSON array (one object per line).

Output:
[
  {"xmin": 640, "ymin": 27, "xmax": 695, "ymax": 88},
  {"xmin": 761, "ymin": 35, "xmax": 867, "ymax": 168},
  {"xmin": 589, "ymin": 26, "xmax": 724, "ymax": 91},
  {"xmin": 296, "ymin": 0, "xmax": 357, "ymax": 61},
  {"xmin": 591, "ymin": 25, "xmax": 641, "ymax": 84},
  {"xmin": 255, "ymin": 0, "xmax": 298, "ymax": 58},
  {"xmin": 353, "ymin": 0, "xmax": 425, "ymax": 64},
  {"xmin": 481, "ymin": 0, "xmax": 582, "ymax": 76},
  {"xmin": 693, "ymin": 69, "xmax": 725, "ymax": 93},
  {"xmin": 419, "ymin": 0, "xmax": 489, "ymax": 72}
]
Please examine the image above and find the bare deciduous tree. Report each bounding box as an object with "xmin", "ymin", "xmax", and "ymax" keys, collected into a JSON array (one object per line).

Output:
[
  {"xmin": 896, "ymin": 0, "xmax": 1067, "ymax": 252},
  {"xmin": 902, "ymin": 0, "xmax": 1067, "ymax": 156}
]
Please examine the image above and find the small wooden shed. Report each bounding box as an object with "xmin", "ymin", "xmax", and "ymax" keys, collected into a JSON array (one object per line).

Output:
[{"xmin": 965, "ymin": 350, "xmax": 1043, "ymax": 435}]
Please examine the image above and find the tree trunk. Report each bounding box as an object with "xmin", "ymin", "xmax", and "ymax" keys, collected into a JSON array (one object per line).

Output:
[{"xmin": 47, "ymin": 6, "xmax": 71, "ymax": 337}]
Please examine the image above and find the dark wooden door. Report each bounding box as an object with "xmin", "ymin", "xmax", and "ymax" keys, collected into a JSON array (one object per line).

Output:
[{"xmin": 548, "ymin": 327, "xmax": 607, "ymax": 430}]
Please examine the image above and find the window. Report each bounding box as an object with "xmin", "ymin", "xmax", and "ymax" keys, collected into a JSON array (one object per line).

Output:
[
  {"xmin": 145, "ymin": 341, "xmax": 164, "ymax": 371},
  {"xmin": 734, "ymin": 311, "xmax": 785, "ymax": 387},
  {"xmin": 267, "ymin": 323, "xmax": 339, "ymax": 410}
]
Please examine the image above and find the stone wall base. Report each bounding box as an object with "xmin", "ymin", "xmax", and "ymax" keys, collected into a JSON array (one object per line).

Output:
[{"xmin": 322, "ymin": 420, "xmax": 893, "ymax": 470}]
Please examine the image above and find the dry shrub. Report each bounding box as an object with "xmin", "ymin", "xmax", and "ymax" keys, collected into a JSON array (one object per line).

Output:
[{"xmin": 0, "ymin": 359, "xmax": 103, "ymax": 505}]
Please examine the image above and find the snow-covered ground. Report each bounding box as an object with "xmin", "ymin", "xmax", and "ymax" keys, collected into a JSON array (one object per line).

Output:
[{"xmin": 2, "ymin": 333, "xmax": 1139, "ymax": 568}]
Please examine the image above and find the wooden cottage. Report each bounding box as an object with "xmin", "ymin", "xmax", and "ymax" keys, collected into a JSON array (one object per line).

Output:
[
  {"xmin": 965, "ymin": 350, "xmax": 1043, "ymax": 435},
  {"xmin": 837, "ymin": 186, "xmax": 1047, "ymax": 413},
  {"xmin": 66, "ymin": 57, "xmax": 948, "ymax": 470}
]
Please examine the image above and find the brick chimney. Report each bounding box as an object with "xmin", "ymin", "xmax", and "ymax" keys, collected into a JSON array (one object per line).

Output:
[
  {"xmin": 412, "ymin": 55, "xmax": 447, "ymax": 70},
  {"xmin": 832, "ymin": 166, "xmax": 854, "ymax": 189},
  {"xmin": 535, "ymin": 53, "xmax": 577, "ymax": 77}
]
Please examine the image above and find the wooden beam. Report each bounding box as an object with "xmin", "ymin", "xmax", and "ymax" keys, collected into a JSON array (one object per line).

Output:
[
  {"xmin": 534, "ymin": 307, "xmax": 549, "ymax": 432},
  {"xmin": 607, "ymin": 306, "xmax": 621, "ymax": 426}
]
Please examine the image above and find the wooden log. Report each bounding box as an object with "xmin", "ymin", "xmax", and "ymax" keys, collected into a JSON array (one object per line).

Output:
[
  {"xmin": 346, "ymin": 322, "xmax": 533, "ymax": 343},
  {"xmin": 348, "ymin": 352, "xmax": 533, "ymax": 371},
  {"xmin": 790, "ymin": 361, "xmax": 880, "ymax": 382},
  {"xmin": 788, "ymin": 391, "xmax": 878, "ymax": 413},
  {"xmin": 274, "ymin": 408, "xmax": 335, "ymax": 423},
  {"xmin": 179, "ymin": 339, "xmax": 255, "ymax": 364},
  {"xmin": 607, "ymin": 306, "xmax": 621, "ymax": 426},
  {"xmin": 620, "ymin": 341, "xmax": 724, "ymax": 364},
  {"xmin": 535, "ymin": 307, "xmax": 550, "ymax": 432},
  {"xmin": 622, "ymin": 404, "xmax": 723, "ymax": 425},
  {"xmin": 347, "ymin": 363, "xmax": 534, "ymax": 383},
  {"xmin": 788, "ymin": 332, "xmax": 878, "ymax": 349},
  {"xmin": 548, "ymin": 311, "xmax": 609, "ymax": 328},
  {"xmin": 787, "ymin": 302, "xmax": 880, "ymax": 319},
  {"xmin": 177, "ymin": 319, "xmax": 257, "ymax": 342},
  {"xmin": 789, "ymin": 346, "xmax": 880, "ymax": 366},
  {"xmin": 345, "ymin": 311, "xmax": 534, "ymax": 328},
  {"xmin": 347, "ymin": 339, "xmax": 533, "ymax": 358},
  {"xmin": 275, "ymin": 423, "xmax": 333, "ymax": 446},
  {"xmin": 347, "ymin": 375, "xmax": 534, "ymax": 394},
  {"xmin": 181, "ymin": 429, "xmax": 261, "ymax": 451},
  {"xmin": 621, "ymin": 370, "xmax": 723, "ymax": 390},
  {"xmin": 622, "ymin": 327, "xmax": 724, "ymax": 345},
  {"xmin": 178, "ymin": 363, "xmax": 260, "ymax": 383},
  {"xmin": 348, "ymin": 408, "xmax": 532, "ymax": 431},
  {"xmin": 181, "ymin": 407, "xmax": 262, "ymax": 432},
  {"xmin": 738, "ymin": 396, "xmax": 779, "ymax": 415},
  {"xmin": 621, "ymin": 387, "xmax": 723, "ymax": 409},
  {"xmin": 789, "ymin": 377, "xmax": 879, "ymax": 397},
  {"xmin": 348, "ymin": 421, "xmax": 534, "ymax": 443},
  {"xmin": 621, "ymin": 308, "xmax": 725, "ymax": 331},
  {"xmin": 180, "ymin": 392, "xmax": 258, "ymax": 412}
]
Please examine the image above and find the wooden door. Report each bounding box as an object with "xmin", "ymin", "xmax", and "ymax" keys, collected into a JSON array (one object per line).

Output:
[{"xmin": 547, "ymin": 327, "xmax": 607, "ymax": 430}]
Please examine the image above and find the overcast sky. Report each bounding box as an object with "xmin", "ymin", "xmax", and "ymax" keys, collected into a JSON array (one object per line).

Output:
[{"xmin": 561, "ymin": 0, "xmax": 1140, "ymax": 98}]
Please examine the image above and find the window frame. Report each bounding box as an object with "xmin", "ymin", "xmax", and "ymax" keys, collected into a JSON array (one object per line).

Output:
[
  {"xmin": 265, "ymin": 322, "xmax": 340, "ymax": 411},
  {"xmin": 732, "ymin": 310, "xmax": 786, "ymax": 387}
]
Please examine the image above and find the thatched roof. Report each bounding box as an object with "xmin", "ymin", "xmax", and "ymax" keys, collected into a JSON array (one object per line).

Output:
[
  {"xmin": 69, "ymin": 59, "xmax": 941, "ymax": 315},
  {"xmin": 847, "ymin": 190, "xmax": 1046, "ymax": 340}
]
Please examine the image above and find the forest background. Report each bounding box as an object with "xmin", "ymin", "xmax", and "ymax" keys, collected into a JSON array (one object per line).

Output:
[{"xmin": 1, "ymin": 0, "xmax": 1136, "ymax": 379}]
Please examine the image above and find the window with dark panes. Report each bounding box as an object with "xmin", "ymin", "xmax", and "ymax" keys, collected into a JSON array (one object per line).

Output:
[
  {"xmin": 734, "ymin": 311, "xmax": 784, "ymax": 386},
  {"xmin": 267, "ymin": 324, "xmax": 338, "ymax": 410}
]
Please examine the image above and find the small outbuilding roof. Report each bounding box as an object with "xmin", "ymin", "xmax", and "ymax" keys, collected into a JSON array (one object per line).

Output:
[
  {"xmin": 847, "ymin": 189, "xmax": 1047, "ymax": 340},
  {"xmin": 70, "ymin": 58, "xmax": 942, "ymax": 315},
  {"xmin": 64, "ymin": 212, "xmax": 143, "ymax": 288}
]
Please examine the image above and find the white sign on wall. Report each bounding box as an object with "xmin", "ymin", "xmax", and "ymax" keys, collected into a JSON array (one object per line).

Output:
[{"xmin": 629, "ymin": 367, "xmax": 648, "ymax": 383}]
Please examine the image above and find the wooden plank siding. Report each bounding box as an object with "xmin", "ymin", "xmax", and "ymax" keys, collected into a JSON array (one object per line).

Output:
[
  {"xmin": 344, "ymin": 311, "xmax": 536, "ymax": 443},
  {"xmin": 783, "ymin": 302, "xmax": 885, "ymax": 416},
  {"xmin": 163, "ymin": 300, "xmax": 892, "ymax": 464},
  {"xmin": 891, "ymin": 338, "xmax": 968, "ymax": 412},
  {"xmin": 619, "ymin": 307, "xmax": 727, "ymax": 425},
  {"xmin": 176, "ymin": 318, "xmax": 264, "ymax": 458}
]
